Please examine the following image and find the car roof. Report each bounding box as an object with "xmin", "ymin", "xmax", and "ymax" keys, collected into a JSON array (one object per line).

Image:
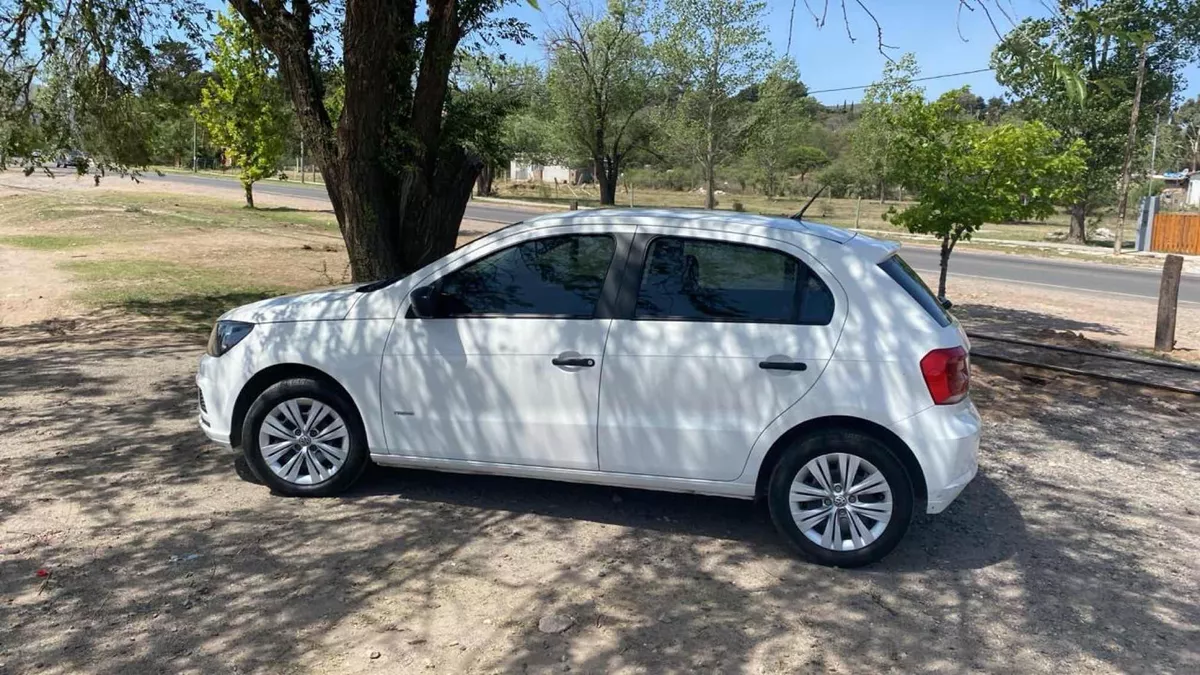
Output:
[
  {"xmin": 513, "ymin": 207, "xmax": 901, "ymax": 263},
  {"xmin": 521, "ymin": 207, "xmax": 851, "ymax": 243}
]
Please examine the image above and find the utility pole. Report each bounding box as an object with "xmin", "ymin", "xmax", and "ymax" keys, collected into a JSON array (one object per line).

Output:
[{"xmin": 1114, "ymin": 41, "xmax": 1149, "ymax": 255}]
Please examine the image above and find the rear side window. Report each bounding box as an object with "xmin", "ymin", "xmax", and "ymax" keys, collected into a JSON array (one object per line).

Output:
[
  {"xmin": 634, "ymin": 237, "xmax": 835, "ymax": 325},
  {"xmin": 879, "ymin": 255, "xmax": 951, "ymax": 327}
]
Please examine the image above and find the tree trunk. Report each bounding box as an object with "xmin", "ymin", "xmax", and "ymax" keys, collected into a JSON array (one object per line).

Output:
[
  {"xmin": 1068, "ymin": 202, "xmax": 1089, "ymax": 244},
  {"xmin": 243, "ymin": 182, "xmax": 254, "ymax": 208},
  {"xmin": 596, "ymin": 155, "xmax": 619, "ymax": 206},
  {"xmin": 705, "ymin": 101, "xmax": 717, "ymax": 210},
  {"xmin": 233, "ymin": 0, "xmax": 479, "ymax": 283},
  {"xmin": 475, "ymin": 163, "xmax": 493, "ymax": 197},
  {"xmin": 937, "ymin": 233, "xmax": 952, "ymax": 300},
  {"xmin": 1113, "ymin": 42, "xmax": 1148, "ymax": 255},
  {"xmin": 878, "ymin": 179, "xmax": 885, "ymax": 204}
]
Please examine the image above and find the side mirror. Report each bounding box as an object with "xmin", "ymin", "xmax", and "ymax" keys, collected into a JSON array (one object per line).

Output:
[{"xmin": 409, "ymin": 285, "xmax": 440, "ymax": 318}]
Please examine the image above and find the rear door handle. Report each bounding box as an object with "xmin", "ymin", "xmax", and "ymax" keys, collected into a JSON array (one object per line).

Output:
[
  {"xmin": 759, "ymin": 360, "xmax": 807, "ymax": 371},
  {"xmin": 552, "ymin": 356, "xmax": 595, "ymax": 368}
]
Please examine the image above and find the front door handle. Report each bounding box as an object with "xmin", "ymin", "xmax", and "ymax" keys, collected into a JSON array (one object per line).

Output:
[
  {"xmin": 759, "ymin": 360, "xmax": 807, "ymax": 371},
  {"xmin": 552, "ymin": 356, "xmax": 595, "ymax": 368}
]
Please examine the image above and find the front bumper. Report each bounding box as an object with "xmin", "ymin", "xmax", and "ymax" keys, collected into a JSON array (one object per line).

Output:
[
  {"xmin": 197, "ymin": 354, "xmax": 235, "ymax": 450},
  {"xmin": 888, "ymin": 399, "xmax": 981, "ymax": 514}
]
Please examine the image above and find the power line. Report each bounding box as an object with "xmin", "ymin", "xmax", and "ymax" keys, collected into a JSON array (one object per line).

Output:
[{"xmin": 806, "ymin": 67, "xmax": 995, "ymax": 95}]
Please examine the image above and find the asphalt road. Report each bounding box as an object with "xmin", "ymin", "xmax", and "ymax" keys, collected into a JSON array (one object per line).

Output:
[{"xmin": 141, "ymin": 172, "xmax": 1200, "ymax": 305}]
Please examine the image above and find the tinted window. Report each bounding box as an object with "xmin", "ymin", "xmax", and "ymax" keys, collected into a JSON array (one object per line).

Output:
[
  {"xmin": 634, "ymin": 237, "xmax": 834, "ymax": 324},
  {"xmin": 436, "ymin": 235, "xmax": 615, "ymax": 318},
  {"xmin": 879, "ymin": 255, "xmax": 951, "ymax": 327}
]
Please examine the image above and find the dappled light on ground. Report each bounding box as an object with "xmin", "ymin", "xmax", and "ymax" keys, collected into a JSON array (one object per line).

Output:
[{"xmin": 0, "ymin": 313, "xmax": 1197, "ymax": 673}]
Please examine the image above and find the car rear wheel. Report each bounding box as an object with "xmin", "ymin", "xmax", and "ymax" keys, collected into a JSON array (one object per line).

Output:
[
  {"xmin": 767, "ymin": 430, "xmax": 914, "ymax": 567},
  {"xmin": 241, "ymin": 378, "xmax": 368, "ymax": 497}
]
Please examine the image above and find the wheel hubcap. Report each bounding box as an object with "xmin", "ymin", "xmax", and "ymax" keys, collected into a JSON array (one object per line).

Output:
[
  {"xmin": 788, "ymin": 452, "xmax": 893, "ymax": 552},
  {"xmin": 258, "ymin": 398, "xmax": 349, "ymax": 485}
]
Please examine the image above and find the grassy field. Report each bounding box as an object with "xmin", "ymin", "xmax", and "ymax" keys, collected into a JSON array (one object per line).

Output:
[{"xmin": 0, "ymin": 190, "xmax": 344, "ymax": 330}]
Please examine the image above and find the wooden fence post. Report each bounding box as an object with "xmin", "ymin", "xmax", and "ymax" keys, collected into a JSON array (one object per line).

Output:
[
  {"xmin": 569, "ymin": 199, "xmax": 579, "ymax": 211},
  {"xmin": 1155, "ymin": 254, "xmax": 1184, "ymax": 352},
  {"xmin": 854, "ymin": 197, "xmax": 862, "ymax": 230}
]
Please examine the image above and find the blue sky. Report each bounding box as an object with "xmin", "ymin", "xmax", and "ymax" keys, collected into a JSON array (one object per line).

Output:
[{"xmin": 496, "ymin": 0, "xmax": 1200, "ymax": 104}]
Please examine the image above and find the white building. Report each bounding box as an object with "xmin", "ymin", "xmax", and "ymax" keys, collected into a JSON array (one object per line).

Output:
[{"xmin": 509, "ymin": 161, "xmax": 591, "ymax": 184}]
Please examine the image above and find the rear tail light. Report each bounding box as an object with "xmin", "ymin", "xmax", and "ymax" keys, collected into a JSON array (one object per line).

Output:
[{"xmin": 920, "ymin": 346, "xmax": 970, "ymax": 405}]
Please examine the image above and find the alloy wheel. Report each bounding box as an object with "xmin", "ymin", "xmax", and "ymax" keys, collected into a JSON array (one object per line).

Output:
[
  {"xmin": 788, "ymin": 452, "xmax": 893, "ymax": 551},
  {"xmin": 257, "ymin": 398, "xmax": 349, "ymax": 485}
]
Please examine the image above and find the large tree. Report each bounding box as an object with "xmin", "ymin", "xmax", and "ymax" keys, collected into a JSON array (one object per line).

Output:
[
  {"xmin": 885, "ymin": 89, "xmax": 1087, "ymax": 298},
  {"xmin": 448, "ymin": 54, "xmax": 543, "ymax": 197},
  {"xmin": 850, "ymin": 53, "xmax": 920, "ymax": 203},
  {"xmin": 196, "ymin": 11, "xmax": 289, "ymax": 208},
  {"xmin": 1176, "ymin": 97, "xmax": 1200, "ymax": 171},
  {"xmin": 993, "ymin": 0, "xmax": 1197, "ymax": 244},
  {"xmin": 656, "ymin": 0, "xmax": 769, "ymax": 209},
  {"xmin": 546, "ymin": 0, "xmax": 656, "ymax": 205},
  {"xmin": 1, "ymin": 0, "xmax": 533, "ymax": 281},
  {"xmin": 742, "ymin": 58, "xmax": 819, "ymax": 197}
]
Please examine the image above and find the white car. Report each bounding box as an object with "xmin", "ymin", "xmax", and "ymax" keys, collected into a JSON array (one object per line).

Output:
[{"xmin": 197, "ymin": 209, "xmax": 979, "ymax": 567}]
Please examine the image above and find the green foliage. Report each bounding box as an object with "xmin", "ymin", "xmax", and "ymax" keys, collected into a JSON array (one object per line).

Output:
[
  {"xmin": 144, "ymin": 41, "xmax": 210, "ymax": 165},
  {"xmin": 850, "ymin": 53, "xmax": 921, "ymax": 202},
  {"xmin": 742, "ymin": 58, "xmax": 821, "ymax": 196},
  {"xmin": 992, "ymin": 0, "xmax": 1197, "ymax": 240},
  {"xmin": 656, "ymin": 0, "xmax": 770, "ymax": 208},
  {"xmin": 884, "ymin": 89, "xmax": 1088, "ymax": 296},
  {"xmin": 1175, "ymin": 97, "xmax": 1200, "ymax": 171},
  {"xmin": 544, "ymin": 0, "xmax": 656, "ymax": 203},
  {"xmin": 447, "ymin": 54, "xmax": 543, "ymax": 169},
  {"xmin": 195, "ymin": 11, "xmax": 289, "ymax": 205}
]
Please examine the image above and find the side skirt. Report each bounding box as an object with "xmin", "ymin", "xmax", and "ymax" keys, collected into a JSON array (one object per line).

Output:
[{"xmin": 369, "ymin": 454, "xmax": 756, "ymax": 499}]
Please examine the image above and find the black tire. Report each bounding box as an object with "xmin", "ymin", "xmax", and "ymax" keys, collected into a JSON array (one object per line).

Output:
[
  {"xmin": 767, "ymin": 430, "xmax": 914, "ymax": 568},
  {"xmin": 241, "ymin": 377, "xmax": 369, "ymax": 497}
]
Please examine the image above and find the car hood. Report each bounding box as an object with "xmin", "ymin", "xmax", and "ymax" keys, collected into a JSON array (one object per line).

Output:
[{"xmin": 220, "ymin": 284, "xmax": 365, "ymax": 324}]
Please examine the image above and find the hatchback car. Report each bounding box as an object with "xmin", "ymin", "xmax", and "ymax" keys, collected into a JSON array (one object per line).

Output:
[{"xmin": 197, "ymin": 209, "xmax": 979, "ymax": 567}]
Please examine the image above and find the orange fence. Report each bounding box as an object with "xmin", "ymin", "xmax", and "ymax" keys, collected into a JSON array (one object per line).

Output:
[{"xmin": 1151, "ymin": 212, "xmax": 1200, "ymax": 255}]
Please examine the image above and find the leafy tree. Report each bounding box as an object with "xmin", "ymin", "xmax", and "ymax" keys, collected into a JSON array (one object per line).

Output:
[
  {"xmin": 993, "ymin": 0, "xmax": 1197, "ymax": 243},
  {"xmin": 1176, "ymin": 97, "xmax": 1200, "ymax": 171},
  {"xmin": 656, "ymin": 0, "xmax": 769, "ymax": 209},
  {"xmin": 448, "ymin": 54, "xmax": 543, "ymax": 196},
  {"xmin": 885, "ymin": 89, "xmax": 1087, "ymax": 298},
  {"xmin": 850, "ymin": 54, "xmax": 921, "ymax": 203},
  {"xmin": 144, "ymin": 41, "xmax": 210, "ymax": 166},
  {"xmin": 744, "ymin": 58, "xmax": 819, "ymax": 197},
  {"xmin": 3, "ymin": 0, "xmax": 535, "ymax": 281},
  {"xmin": 545, "ymin": 0, "xmax": 656, "ymax": 205},
  {"xmin": 195, "ymin": 11, "xmax": 289, "ymax": 208}
]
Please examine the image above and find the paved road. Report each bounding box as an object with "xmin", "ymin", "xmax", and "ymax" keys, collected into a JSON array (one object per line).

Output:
[{"xmin": 141, "ymin": 172, "xmax": 1200, "ymax": 305}]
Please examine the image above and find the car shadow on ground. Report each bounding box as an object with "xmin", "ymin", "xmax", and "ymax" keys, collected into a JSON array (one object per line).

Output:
[{"xmin": 1, "ymin": 316, "xmax": 1197, "ymax": 673}]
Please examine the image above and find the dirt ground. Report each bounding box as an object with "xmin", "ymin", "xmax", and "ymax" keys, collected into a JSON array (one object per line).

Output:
[{"xmin": 2, "ymin": 177, "xmax": 1199, "ymax": 674}]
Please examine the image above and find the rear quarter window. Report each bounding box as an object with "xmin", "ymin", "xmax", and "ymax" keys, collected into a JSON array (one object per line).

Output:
[{"xmin": 878, "ymin": 255, "xmax": 952, "ymax": 327}]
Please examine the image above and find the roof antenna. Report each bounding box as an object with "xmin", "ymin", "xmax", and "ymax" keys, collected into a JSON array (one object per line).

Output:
[{"xmin": 790, "ymin": 184, "xmax": 828, "ymax": 222}]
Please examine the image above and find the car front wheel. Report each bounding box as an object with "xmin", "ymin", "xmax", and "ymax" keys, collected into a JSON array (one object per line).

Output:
[
  {"xmin": 241, "ymin": 378, "xmax": 368, "ymax": 497},
  {"xmin": 767, "ymin": 430, "xmax": 914, "ymax": 567}
]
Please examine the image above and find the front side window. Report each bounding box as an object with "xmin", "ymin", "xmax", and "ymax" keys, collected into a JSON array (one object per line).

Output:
[
  {"xmin": 635, "ymin": 237, "xmax": 834, "ymax": 324},
  {"xmin": 434, "ymin": 234, "xmax": 616, "ymax": 318}
]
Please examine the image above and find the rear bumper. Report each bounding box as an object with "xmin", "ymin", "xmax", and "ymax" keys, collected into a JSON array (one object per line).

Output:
[{"xmin": 888, "ymin": 399, "xmax": 981, "ymax": 514}]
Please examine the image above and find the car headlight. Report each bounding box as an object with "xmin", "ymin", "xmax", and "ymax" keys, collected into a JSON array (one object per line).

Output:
[{"xmin": 207, "ymin": 320, "xmax": 254, "ymax": 357}]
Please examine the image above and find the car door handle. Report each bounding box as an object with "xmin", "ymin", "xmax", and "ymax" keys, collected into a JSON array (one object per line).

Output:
[
  {"xmin": 552, "ymin": 356, "xmax": 595, "ymax": 368},
  {"xmin": 759, "ymin": 360, "xmax": 807, "ymax": 371}
]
